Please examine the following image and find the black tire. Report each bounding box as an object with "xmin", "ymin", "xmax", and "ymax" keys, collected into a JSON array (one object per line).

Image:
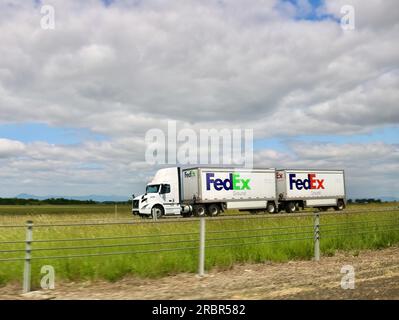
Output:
[
  {"xmin": 193, "ymin": 205, "xmax": 207, "ymax": 217},
  {"xmin": 207, "ymin": 204, "xmax": 220, "ymax": 217},
  {"xmin": 286, "ymin": 202, "xmax": 296, "ymax": 213},
  {"xmin": 151, "ymin": 205, "xmax": 164, "ymax": 219},
  {"xmin": 266, "ymin": 202, "xmax": 277, "ymax": 214},
  {"xmin": 335, "ymin": 200, "xmax": 345, "ymax": 211},
  {"xmin": 295, "ymin": 202, "xmax": 300, "ymax": 211},
  {"xmin": 181, "ymin": 211, "xmax": 192, "ymax": 218}
]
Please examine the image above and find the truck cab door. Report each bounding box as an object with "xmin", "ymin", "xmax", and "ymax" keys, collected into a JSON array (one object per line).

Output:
[{"xmin": 160, "ymin": 184, "xmax": 181, "ymax": 215}]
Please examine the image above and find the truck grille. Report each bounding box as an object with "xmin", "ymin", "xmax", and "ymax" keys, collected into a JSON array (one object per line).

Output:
[{"xmin": 132, "ymin": 200, "xmax": 139, "ymax": 209}]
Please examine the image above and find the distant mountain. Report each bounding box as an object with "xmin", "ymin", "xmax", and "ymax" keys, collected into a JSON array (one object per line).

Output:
[
  {"xmin": 15, "ymin": 194, "xmax": 130, "ymax": 202},
  {"xmin": 16, "ymin": 193, "xmax": 45, "ymax": 200}
]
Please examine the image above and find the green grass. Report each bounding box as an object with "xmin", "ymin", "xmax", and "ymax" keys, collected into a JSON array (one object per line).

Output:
[
  {"xmin": 0, "ymin": 203, "xmax": 398, "ymax": 289},
  {"xmin": 0, "ymin": 204, "xmax": 132, "ymax": 217}
]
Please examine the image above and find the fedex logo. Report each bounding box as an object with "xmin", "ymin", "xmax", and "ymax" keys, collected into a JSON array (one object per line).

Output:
[
  {"xmin": 289, "ymin": 174, "xmax": 325, "ymax": 190},
  {"xmin": 184, "ymin": 170, "xmax": 196, "ymax": 178},
  {"xmin": 206, "ymin": 173, "xmax": 251, "ymax": 191}
]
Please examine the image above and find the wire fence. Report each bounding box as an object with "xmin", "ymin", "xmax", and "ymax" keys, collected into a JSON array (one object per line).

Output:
[
  {"xmin": 0, "ymin": 206, "xmax": 398, "ymax": 226},
  {"xmin": 0, "ymin": 209, "xmax": 398, "ymax": 293}
]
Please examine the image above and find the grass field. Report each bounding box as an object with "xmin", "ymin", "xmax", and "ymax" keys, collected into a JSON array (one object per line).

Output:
[{"xmin": 0, "ymin": 203, "xmax": 398, "ymax": 289}]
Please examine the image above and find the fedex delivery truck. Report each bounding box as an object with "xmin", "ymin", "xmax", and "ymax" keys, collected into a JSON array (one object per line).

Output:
[
  {"xmin": 276, "ymin": 169, "xmax": 346, "ymax": 213},
  {"xmin": 132, "ymin": 167, "xmax": 277, "ymax": 218},
  {"xmin": 132, "ymin": 167, "xmax": 346, "ymax": 218}
]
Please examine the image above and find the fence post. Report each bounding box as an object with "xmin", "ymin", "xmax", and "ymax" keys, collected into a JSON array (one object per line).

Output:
[
  {"xmin": 152, "ymin": 207, "xmax": 157, "ymax": 221},
  {"xmin": 23, "ymin": 220, "xmax": 33, "ymax": 293},
  {"xmin": 198, "ymin": 217, "xmax": 206, "ymax": 277},
  {"xmin": 314, "ymin": 212, "xmax": 320, "ymax": 262}
]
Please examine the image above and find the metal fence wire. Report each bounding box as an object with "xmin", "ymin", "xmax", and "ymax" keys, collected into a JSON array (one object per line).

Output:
[{"xmin": 0, "ymin": 210, "xmax": 398, "ymax": 293}]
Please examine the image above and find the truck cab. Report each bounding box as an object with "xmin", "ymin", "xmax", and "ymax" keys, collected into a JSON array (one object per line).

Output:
[{"xmin": 132, "ymin": 167, "xmax": 181, "ymax": 218}]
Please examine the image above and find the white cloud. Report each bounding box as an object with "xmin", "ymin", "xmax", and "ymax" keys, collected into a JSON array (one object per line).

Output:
[
  {"xmin": 0, "ymin": 138, "xmax": 26, "ymax": 158},
  {"xmin": 0, "ymin": 0, "xmax": 397, "ymax": 136},
  {"xmin": 306, "ymin": 71, "xmax": 399, "ymax": 126},
  {"xmin": 288, "ymin": 141, "xmax": 398, "ymax": 161},
  {"xmin": 254, "ymin": 141, "xmax": 399, "ymax": 198}
]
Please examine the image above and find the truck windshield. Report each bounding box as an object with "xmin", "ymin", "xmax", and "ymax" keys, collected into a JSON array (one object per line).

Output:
[{"xmin": 146, "ymin": 184, "xmax": 160, "ymax": 193}]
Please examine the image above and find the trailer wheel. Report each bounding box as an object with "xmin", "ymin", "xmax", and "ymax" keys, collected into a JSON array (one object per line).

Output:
[
  {"xmin": 266, "ymin": 202, "xmax": 276, "ymax": 214},
  {"xmin": 207, "ymin": 204, "xmax": 220, "ymax": 217},
  {"xmin": 193, "ymin": 205, "xmax": 207, "ymax": 217},
  {"xmin": 286, "ymin": 202, "xmax": 296, "ymax": 213},
  {"xmin": 335, "ymin": 200, "xmax": 345, "ymax": 211}
]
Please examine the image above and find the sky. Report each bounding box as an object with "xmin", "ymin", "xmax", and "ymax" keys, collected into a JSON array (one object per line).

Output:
[{"xmin": 0, "ymin": 0, "xmax": 398, "ymax": 199}]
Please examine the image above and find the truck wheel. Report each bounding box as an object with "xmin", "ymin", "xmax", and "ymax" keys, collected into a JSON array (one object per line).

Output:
[
  {"xmin": 193, "ymin": 205, "xmax": 207, "ymax": 217},
  {"xmin": 181, "ymin": 211, "xmax": 192, "ymax": 218},
  {"xmin": 151, "ymin": 205, "xmax": 164, "ymax": 219},
  {"xmin": 335, "ymin": 200, "xmax": 345, "ymax": 211},
  {"xmin": 207, "ymin": 204, "xmax": 220, "ymax": 217},
  {"xmin": 295, "ymin": 202, "xmax": 300, "ymax": 211},
  {"xmin": 266, "ymin": 202, "xmax": 276, "ymax": 214},
  {"xmin": 286, "ymin": 202, "xmax": 296, "ymax": 213}
]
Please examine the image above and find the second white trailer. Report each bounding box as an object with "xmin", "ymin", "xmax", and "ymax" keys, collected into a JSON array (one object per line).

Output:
[{"xmin": 276, "ymin": 169, "xmax": 346, "ymax": 213}]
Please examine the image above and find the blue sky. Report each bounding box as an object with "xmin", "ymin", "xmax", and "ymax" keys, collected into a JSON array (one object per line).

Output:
[
  {"xmin": 1, "ymin": 122, "xmax": 397, "ymax": 150},
  {"xmin": 0, "ymin": 123, "xmax": 106, "ymax": 145},
  {"xmin": 278, "ymin": 0, "xmax": 337, "ymax": 21},
  {"xmin": 254, "ymin": 126, "xmax": 399, "ymax": 152}
]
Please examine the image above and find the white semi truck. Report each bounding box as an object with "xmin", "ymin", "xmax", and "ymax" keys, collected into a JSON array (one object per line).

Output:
[{"xmin": 132, "ymin": 167, "xmax": 346, "ymax": 218}]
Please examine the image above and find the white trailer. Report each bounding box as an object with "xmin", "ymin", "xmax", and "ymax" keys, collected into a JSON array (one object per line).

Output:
[
  {"xmin": 182, "ymin": 167, "xmax": 277, "ymax": 216},
  {"xmin": 276, "ymin": 169, "xmax": 346, "ymax": 213}
]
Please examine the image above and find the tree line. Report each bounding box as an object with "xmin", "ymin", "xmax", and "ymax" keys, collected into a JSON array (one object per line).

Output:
[
  {"xmin": 0, "ymin": 198, "xmax": 131, "ymax": 205},
  {"xmin": 347, "ymin": 198, "xmax": 383, "ymax": 204}
]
